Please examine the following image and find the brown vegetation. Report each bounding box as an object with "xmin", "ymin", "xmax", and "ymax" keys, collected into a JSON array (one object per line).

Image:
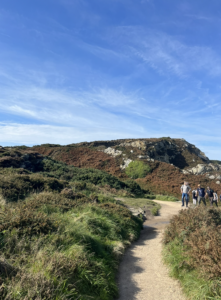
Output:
[
  {"xmin": 137, "ymin": 161, "xmax": 221, "ymax": 198},
  {"xmin": 33, "ymin": 146, "xmax": 125, "ymax": 177}
]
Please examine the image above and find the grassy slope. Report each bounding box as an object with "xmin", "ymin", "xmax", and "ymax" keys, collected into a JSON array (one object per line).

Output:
[
  {"xmin": 0, "ymin": 149, "xmax": 147, "ymax": 299},
  {"xmin": 0, "ymin": 193, "xmax": 143, "ymax": 300}
]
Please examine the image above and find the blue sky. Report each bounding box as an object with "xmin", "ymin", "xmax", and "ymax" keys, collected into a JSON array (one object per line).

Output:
[{"xmin": 0, "ymin": 0, "xmax": 221, "ymax": 159}]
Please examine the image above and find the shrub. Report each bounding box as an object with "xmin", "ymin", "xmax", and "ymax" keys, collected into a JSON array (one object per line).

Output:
[
  {"xmin": 125, "ymin": 161, "xmax": 151, "ymax": 179},
  {"xmin": 124, "ymin": 179, "xmax": 144, "ymax": 195},
  {"xmin": 0, "ymin": 206, "xmax": 57, "ymax": 236},
  {"xmin": 0, "ymin": 174, "xmax": 65, "ymax": 202},
  {"xmin": 163, "ymin": 207, "xmax": 221, "ymax": 299}
]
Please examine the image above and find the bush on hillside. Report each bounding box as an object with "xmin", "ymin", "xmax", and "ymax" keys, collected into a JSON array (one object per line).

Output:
[
  {"xmin": 124, "ymin": 179, "xmax": 144, "ymax": 195},
  {"xmin": 163, "ymin": 207, "xmax": 221, "ymax": 299},
  {"xmin": 125, "ymin": 161, "xmax": 151, "ymax": 179},
  {"xmin": 0, "ymin": 175, "xmax": 65, "ymax": 202},
  {"xmin": 41, "ymin": 157, "xmax": 146, "ymax": 195}
]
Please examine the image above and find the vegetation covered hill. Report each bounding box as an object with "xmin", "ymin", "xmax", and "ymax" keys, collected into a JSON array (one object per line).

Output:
[
  {"xmin": 30, "ymin": 138, "xmax": 221, "ymax": 198},
  {"xmin": 32, "ymin": 137, "xmax": 210, "ymax": 172},
  {"xmin": 0, "ymin": 146, "xmax": 147, "ymax": 299}
]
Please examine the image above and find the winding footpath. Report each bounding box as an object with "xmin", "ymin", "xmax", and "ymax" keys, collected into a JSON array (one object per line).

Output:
[{"xmin": 117, "ymin": 200, "xmax": 186, "ymax": 300}]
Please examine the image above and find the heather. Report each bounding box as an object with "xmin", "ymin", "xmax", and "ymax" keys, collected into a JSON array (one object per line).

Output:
[
  {"xmin": 0, "ymin": 192, "xmax": 142, "ymax": 299},
  {"xmin": 163, "ymin": 206, "xmax": 221, "ymax": 299}
]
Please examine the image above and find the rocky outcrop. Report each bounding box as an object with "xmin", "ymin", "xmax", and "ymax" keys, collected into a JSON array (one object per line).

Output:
[
  {"xmin": 77, "ymin": 138, "xmax": 210, "ymax": 169},
  {"xmin": 102, "ymin": 147, "xmax": 122, "ymax": 157},
  {"xmin": 120, "ymin": 158, "xmax": 133, "ymax": 170},
  {"xmin": 183, "ymin": 163, "xmax": 220, "ymax": 175}
]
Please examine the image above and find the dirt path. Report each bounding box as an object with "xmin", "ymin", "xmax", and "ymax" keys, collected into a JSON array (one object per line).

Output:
[{"xmin": 117, "ymin": 200, "xmax": 186, "ymax": 300}]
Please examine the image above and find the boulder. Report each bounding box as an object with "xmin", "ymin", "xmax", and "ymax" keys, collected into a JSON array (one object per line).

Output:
[
  {"xmin": 103, "ymin": 147, "xmax": 122, "ymax": 157},
  {"xmin": 209, "ymin": 175, "xmax": 215, "ymax": 180},
  {"xmin": 216, "ymin": 181, "xmax": 221, "ymax": 185},
  {"xmin": 120, "ymin": 158, "xmax": 133, "ymax": 170}
]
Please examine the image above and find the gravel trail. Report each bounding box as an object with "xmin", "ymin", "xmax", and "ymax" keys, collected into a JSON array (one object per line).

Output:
[{"xmin": 117, "ymin": 200, "xmax": 186, "ymax": 300}]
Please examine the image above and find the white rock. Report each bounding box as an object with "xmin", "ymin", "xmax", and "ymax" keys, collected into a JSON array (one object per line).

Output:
[
  {"xmin": 120, "ymin": 158, "xmax": 133, "ymax": 170},
  {"xmin": 216, "ymin": 181, "xmax": 220, "ymax": 185},
  {"xmin": 130, "ymin": 150, "xmax": 133, "ymax": 153},
  {"xmin": 137, "ymin": 155, "xmax": 149, "ymax": 159},
  {"xmin": 103, "ymin": 147, "xmax": 122, "ymax": 157},
  {"xmin": 182, "ymin": 170, "xmax": 190, "ymax": 174},
  {"xmin": 217, "ymin": 175, "xmax": 221, "ymax": 180},
  {"xmin": 209, "ymin": 175, "xmax": 215, "ymax": 179}
]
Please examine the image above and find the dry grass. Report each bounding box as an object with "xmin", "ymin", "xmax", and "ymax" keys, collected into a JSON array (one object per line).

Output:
[{"xmin": 163, "ymin": 206, "xmax": 221, "ymax": 299}]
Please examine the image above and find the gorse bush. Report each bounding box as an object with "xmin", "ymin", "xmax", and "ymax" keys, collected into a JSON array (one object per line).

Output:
[
  {"xmin": 125, "ymin": 161, "xmax": 151, "ymax": 179},
  {"xmin": 164, "ymin": 207, "xmax": 221, "ymax": 299}
]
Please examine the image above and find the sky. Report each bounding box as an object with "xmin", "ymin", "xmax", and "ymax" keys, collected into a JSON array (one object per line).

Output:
[{"xmin": 0, "ymin": 0, "xmax": 221, "ymax": 159}]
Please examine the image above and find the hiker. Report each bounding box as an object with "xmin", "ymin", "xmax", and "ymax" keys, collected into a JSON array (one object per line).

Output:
[
  {"xmin": 181, "ymin": 181, "xmax": 191, "ymax": 207},
  {"xmin": 206, "ymin": 186, "xmax": 214, "ymax": 206},
  {"xmin": 213, "ymin": 190, "xmax": 218, "ymax": 207},
  {"xmin": 196, "ymin": 184, "xmax": 206, "ymax": 206},
  {"xmin": 192, "ymin": 188, "xmax": 197, "ymax": 205}
]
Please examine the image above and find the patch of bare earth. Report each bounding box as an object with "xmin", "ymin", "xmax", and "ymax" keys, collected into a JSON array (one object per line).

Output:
[{"xmin": 117, "ymin": 200, "xmax": 186, "ymax": 300}]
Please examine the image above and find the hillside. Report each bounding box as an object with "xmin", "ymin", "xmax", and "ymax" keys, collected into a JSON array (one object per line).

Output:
[
  {"xmin": 31, "ymin": 138, "xmax": 221, "ymax": 197},
  {"xmin": 0, "ymin": 146, "xmax": 146, "ymax": 299},
  {"xmin": 33, "ymin": 138, "xmax": 210, "ymax": 171}
]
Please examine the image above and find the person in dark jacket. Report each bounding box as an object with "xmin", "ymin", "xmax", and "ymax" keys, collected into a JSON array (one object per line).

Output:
[
  {"xmin": 206, "ymin": 186, "xmax": 214, "ymax": 206},
  {"xmin": 192, "ymin": 188, "xmax": 197, "ymax": 205},
  {"xmin": 196, "ymin": 184, "xmax": 206, "ymax": 206}
]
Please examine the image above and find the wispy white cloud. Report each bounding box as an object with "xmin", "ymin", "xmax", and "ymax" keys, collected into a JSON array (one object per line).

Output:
[{"xmin": 107, "ymin": 27, "xmax": 221, "ymax": 78}]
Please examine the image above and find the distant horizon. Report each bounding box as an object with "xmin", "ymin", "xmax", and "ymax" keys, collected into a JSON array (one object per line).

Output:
[{"xmin": 1, "ymin": 0, "xmax": 221, "ymax": 160}]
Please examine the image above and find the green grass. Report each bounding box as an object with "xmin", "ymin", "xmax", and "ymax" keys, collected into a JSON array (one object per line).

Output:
[
  {"xmin": 125, "ymin": 161, "xmax": 151, "ymax": 179},
  {"xmin": 0, "ymin": 192, "xmax": 142, "ymax": 300},
  {"xmin": 163, "ymin": 239, "xmax": 221, "ymax": 299},
  {"xmin": 118, "ymin": 197, "xmax": 161, "ymax": 216},
  {"xmin": 145, "ymin": 194, "xmax": 178, "ymax": 201}
]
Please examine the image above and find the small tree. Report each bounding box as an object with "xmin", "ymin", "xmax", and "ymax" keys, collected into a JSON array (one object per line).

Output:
[{"xmin": 125, "ymin": 161, "xmax": 151, "ymax": 179}]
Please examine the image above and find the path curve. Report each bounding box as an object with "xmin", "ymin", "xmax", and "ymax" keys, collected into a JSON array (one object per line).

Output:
[{"xmin": 117, "ymin": 200, "xmax": 186, "ymax": 300}]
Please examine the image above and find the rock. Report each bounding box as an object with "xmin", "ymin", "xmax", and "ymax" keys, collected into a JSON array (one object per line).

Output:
[
  {"xmin": 216, "ymin": 181, "xmax": 220, "ymax": 185},
  {"xmin": 128, "ymin": 207, "xmax": 146, "ymax": 221},
  {"xmin": 103, "ymin": 147, "xmax": 122, "ymax": 157},
  {"xmin": 187, "ymin": 164, "xmax": 220, "ymax": 176},
  {"xmin": 217, "ymin": 175, "xmax": 221, "ymax": 180},
  {"xmin": 137, "ymin": 155, "xmax": 149, "ymax": 159},
  {"xmin": 120, "ymin": 158, "xmax": 133, "ymax": 170},
  {"xmin": 209, "ymin": 175, "xmax": 215, "ymax": 179},
  {"xmin": 182, "ymin": 170, "xmax": 190, "ymax": 174},
  {"xmin": 130, "ymin": 150, "xmax": 133, "ymax": 153}
]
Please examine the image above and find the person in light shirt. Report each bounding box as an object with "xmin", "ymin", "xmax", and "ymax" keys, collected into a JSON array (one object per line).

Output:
[{"xmin": 180, "ymin": 181, "xmax": 191, "ymax": 207}]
